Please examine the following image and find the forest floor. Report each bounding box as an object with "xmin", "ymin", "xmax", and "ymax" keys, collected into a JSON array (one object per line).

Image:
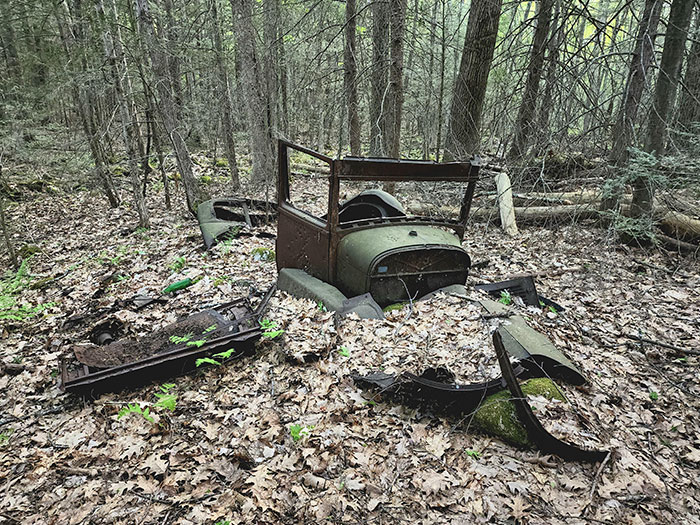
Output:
[{"xmin": 1, "ymin": 167, "xmax": 700, "ymax": 525}]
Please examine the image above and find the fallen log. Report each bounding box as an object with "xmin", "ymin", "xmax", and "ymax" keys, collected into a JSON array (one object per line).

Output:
[
  {"xmin": 291, "ymin": 163, "xmax": 330, "ymax": 175},
  {"xmin": 495, "ymin": 172, "xmax": 518, "ymax": 236},
  {"xmin": 659, "ymin": 211, "xmax": 700, "ymax": 243}
]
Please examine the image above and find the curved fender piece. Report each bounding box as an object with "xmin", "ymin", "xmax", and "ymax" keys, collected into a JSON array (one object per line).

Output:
[
  {"xmin": 493, "ymin": 331, "xmax": 608, "ymax": 462},
  {"xmin": 352, "ymin": 364, "xmax": 525, "ymax": 412}
]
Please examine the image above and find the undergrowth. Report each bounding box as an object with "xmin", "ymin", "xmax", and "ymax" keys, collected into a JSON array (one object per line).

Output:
[{"xmin": 0, "ymin": 258, "xmax": 54, "ymax": 321}]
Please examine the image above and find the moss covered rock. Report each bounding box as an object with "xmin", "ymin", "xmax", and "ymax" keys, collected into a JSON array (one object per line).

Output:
[{"xmin": 473, "ymin": 377, "xmax": 565, "ymax": 447}]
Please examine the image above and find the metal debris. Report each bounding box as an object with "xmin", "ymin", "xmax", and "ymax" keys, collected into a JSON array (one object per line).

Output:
[
  {"xmin": 62, "ymin": 286, "xmax": 276, "ymax": 396},
  {"xmin": 197, "ymin": 198, "xmax": 277, "ymax": 249},
  {"xmin": 493, "ymin": 331, "xmax": 608, "ymax": 462}
]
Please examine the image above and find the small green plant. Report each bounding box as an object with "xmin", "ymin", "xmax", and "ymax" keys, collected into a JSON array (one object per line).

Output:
[
  {"xmin": 118, "ymin": 403, "xmax": 155, "ymax": 424},
  {"xmin": 214, "ymin": 520, "xmax": 231, "ymax": 525},
  {"xmin": 213, "ymin": 348, "xmax": 237, "ymax": 360},
  {"xmin": 1, "ymin": 259, "xmax": 54, "ymax": 321},
  {"xmin": 203, "ymin": 324, "xmax": 218, "ymax": 334},
  {"xmin": 195, "ymin": 357, "xmax": 221, "ymax": 367},
  {"xmin": 289, "ymin": 424, "xmax": 313, "ymax": 442},
  {"xmin": 259, "ymin": 318, "xmax": 285, "ymax": 339},
  {"xmin": 317, "ymin": 300, "xmax": 326, "ymax": 312},
  {"xmin": 200, "ymin": 175, "xmax": 212, "ymax": 184},
  {"xmin": 169, "ymin": 333, "xmax": 193, "ymax": 345},
  {"xmin": 214, "ymin": 157, "xmax": 229, "ymax": 168},
  {"xmin": 649, "ymin": 391, "xmax": 659, "ymax": 401},
  {"xmin": 0, "ymin": 429, "xmax": 14, "ymax": 446},
  {"xmin": 154, "ymin": 383, "xmax": 177, "ymax": 411},
  {"xmin": 465, "ymin": 449, "xmax": 481, "ymax": 459},
  {"xmin": 251, "ymin": 247, "xmax": 275, "ymax": 262},
  {"xmin": 338, "ymin": 346, "xmax": 350, "ymax": 357},
  {"xmin": 186, "ymin": 339, "xmax": 207, "ymax": 348},
  {"xmin": 499, "ymin": 290, "xmax": 512, "ymax": 305},
  {"xmin": 118, "ymin": 384, "xmax": 178, "ymax": 424},
  {"xmin": 169, "ymin": 256, "xmax": 186, "ymax": 273}
]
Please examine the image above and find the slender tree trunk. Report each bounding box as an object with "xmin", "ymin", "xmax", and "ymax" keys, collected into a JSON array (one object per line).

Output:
[
  {"xmin": 537, "ymin": 0, "xmax": 561, "ymax": 147},
  {"xmin": 55, "ymin": 0, "xmax": 120, "ymax": 208},
  {"xmin": 162, "ymin": 0, "xmax": 184, "ymax": 113},
  {"xmin": 135, "ymin": 0, "xmax": 208, "ymax": 213},
  {"xmin": 435, "ymin": 0, "xmax": 446, "ymax": 162},
  {"xmin": 344, "ymin": 0, "xmax": 361, "ymax": 155},
  {"xmin": 263, "ymin": 0, "xmax": 280, "ymax": 135},
  {"xmin": 0, "ymin": 163, "xmax": 18, "ymax": 270},
  {"xmin": 230, "ymin": 0, "xmax": 275, "ymax": 184},
  {"xmin": 508, "ymin": 0, "xmax": 554, "ymax": 160},
  {"xmin": 634, "ymin": 0, "xmax": 694, "ymax": 218},
  {"xmin": 370, "ymin": 0, "xmax": 390, "ymax": 156},
  {"xmin": 210, "ymin": 0, "xmax": 240, "ymax": 189},
  {"xmin": 386, "ymin": 0, "xmax": 407, "ymax": 158},
  {"xmin": 99, "ymin": 0, "xmax": 150, "ymax": 228},
  {"xmin": 609, "ymin": 0, "xmax": 662, "ymax": 166},
  {"xmin": 678, "ymin": 14, "xmax": 700, "ymax": 133},
  {"xmin": 446, "ymin": 0, "xmax": 503, "ymax": 159},
  {"xmin": 0, "ymin": 1, "xmax": 21, "ymax": 80}
]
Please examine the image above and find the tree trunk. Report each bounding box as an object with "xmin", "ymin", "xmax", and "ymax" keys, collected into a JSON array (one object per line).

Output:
[
  {"xmin": 537, "ymin": 0, "xmax": 561, "ymax": 147},
  {"xmin": 446, "ymin": 0, "xmax": 503, "ymax": 159},
  {"xmin": 609, "ymin": 0, "xmax": 662, "ymax": 166},
  {"xmin": 210, "ymin": 0, "xmax": 240, "ymax": 189},
  {"xmin": 134, "ymin": 0, "xmax": 208, "ymax": 214},
  {"xmin": 645, "ymin": 0, "xmax": 694, "ymax": 157},
  {"xmin": 230, "ymin": 0, "xmax": 275, "ymax": 184},
  {"xmin": 369, "ymin": 0, "xmax": 390, "ymax": 156},
  {"xmin": 678, "ymin": 14, "xmax": 700, "ymax": 133},
  {"xmin": 508, "ymin": 0, "xmax": 554, "ymax": 160},
  {"xmin": 54, "ymin": 0, "xmax": 120, "ymax": 208},
  {"xmin": 386, "ymin": 0, "xmax": 407, "ymax": 158},
  {"xmin": 634, "ymin": 0, "xmax": 694, "ymax": 218},
  {"xmin": 344, "ymin": 0, "xmax": 361, "ymax": 155},
  {"xmin": 0, "ymin": 1, "xmax": 21, "ymax": 80},
  {"xmin": 99, "ymin": 0, "xmax": 150, "ymax": 228},
  {"xmin": 0, "ymin": 163, "xmax": 18, "ymax": 270}
]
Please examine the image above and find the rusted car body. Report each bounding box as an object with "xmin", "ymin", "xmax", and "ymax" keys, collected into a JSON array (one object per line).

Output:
[{"xmin": 276, "ymin": 140, "xmax": 480, "ymax": 306}]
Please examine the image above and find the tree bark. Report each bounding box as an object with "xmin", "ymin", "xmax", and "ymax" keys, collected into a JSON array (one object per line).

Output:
[
  {"xmin": 370, "ymin": 0, "xmax": 390, "ymax": 156},
  {"xmin": 634, "ymin": 0, "xmax": 694, "ymax": 218},
  {"xmin": 446, "ymin": 0, "xmax": 503, "ymax": 159},
  {"xmin": 678, "ymin": 14, "xmax": 700, "ymax": 133},
  {"xmin": 508, "ymin": 0, "xmax": 554, "ymax": 160},
  {"xmin": 99, "ymin": 0, "xmax": 150, "ymax": 228},
  {"xmin": 230, "ymin": 0, "xmax": 275, "ymax": 184},
  {"xmin": 386, "ymin": 0, "xmax": 407, "ymax": 158},
  {"xmin": 210, "ymin": 0, "xmax": 240, "ymax": 189},
  {"xmin": 134, "ymin": 0, "xmax": 208, "ymax": 214},
  {"xmin": 344, "ymin": 0, "xmax": 361, "ymax": 155},
  {"xmin": 609, "ymin": 0, "xmax": 662, "ymax": 166},
  {"xmin": 54, "ymin": 0, "xmax": 120, "ymax": 208},
  {"xmin": 645, "ymin": 0, "xmax": 694, "ymax": 157}
]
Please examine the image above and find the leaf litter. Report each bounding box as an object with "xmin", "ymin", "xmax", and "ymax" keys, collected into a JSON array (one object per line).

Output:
[{"xmin": 0, "ymin": 187, "xmax": 699, "ymax": 524}]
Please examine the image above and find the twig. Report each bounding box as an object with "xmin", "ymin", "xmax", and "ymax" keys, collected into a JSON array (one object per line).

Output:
[
  {"xmin": 583, "ymin": 451, "xmax": 611, "ymax": 517},
  {"xmin": 623, "ymin": 333, "xmax": 700, "ymax": 356}
]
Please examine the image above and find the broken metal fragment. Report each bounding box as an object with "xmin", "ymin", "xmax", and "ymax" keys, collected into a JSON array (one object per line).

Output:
[
  {"xmin": 197, "ymin": 198, "xmax": 277, "ymax": 249},
  {"xmin": 352, "ymin": 365, "xmax": 524, "ymax": 413},
  {"xmin": 62, "ymin": 286, "xmax": 276, "ymax": 396},
  {"xmin": 475, "ymin": 275, "xmax": 564, "ymax": 311},
  {"xmin": 493, "ymin": 331, "xmax": 608, "ymax": 462},
  {"xmin": 481, "ymin": 298, "xmax": 585, "ymax": 385}
]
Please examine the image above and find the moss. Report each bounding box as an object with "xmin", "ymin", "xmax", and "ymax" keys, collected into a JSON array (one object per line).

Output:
[
  {"xmin": 473, "ymin": 377, "xmax": 565, "ymax": 447},
  {"xmin": 18, "ymin": 244, "xmax": 41, "ymax": 258},
  {"xmin": 383, "ymin": 302, "xmax": 406, "ymax": 313}
]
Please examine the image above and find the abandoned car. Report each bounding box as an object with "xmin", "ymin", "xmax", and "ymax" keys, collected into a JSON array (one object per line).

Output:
[{"xmin": 275, "ymin": 139, "xmax": 480, "ymax": 315}]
